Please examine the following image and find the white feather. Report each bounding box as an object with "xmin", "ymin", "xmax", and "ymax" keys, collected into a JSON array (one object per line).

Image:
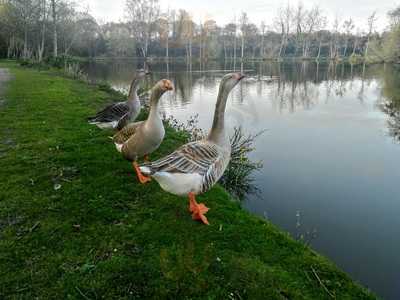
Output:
[
  {"xmin": 150, "ymin": 172, "xmax": 203, "ymax": 196},
  {"xmin": 91, "ymin": 121, "xmax": 118, "ymax": 129},
  {"xmin": 115, "ymin": 143, "xmax": 123, "ymax": 152},
  {"xmin": 139, "ymin": 166, "xmax": 151, "ymax": 175}
]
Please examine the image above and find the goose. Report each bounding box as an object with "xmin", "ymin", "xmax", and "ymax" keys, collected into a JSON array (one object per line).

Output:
[
  {"xmin": 88, "ymin": 69, "xmax": 149, "ymax": 130},
  {"xmin": 113, "ymin": 79, "xmax": 174, "ymax": 184},
  {"xmin": 139, "ymin": 73, "xmax": 245, "ymax": 225}
]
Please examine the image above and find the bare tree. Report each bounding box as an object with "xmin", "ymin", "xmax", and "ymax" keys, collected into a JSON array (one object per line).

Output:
[
  {"xmin": 302, "ymin": 6, "xmax": 325, "ymax": 58},
  {"xmin": 330, "ymin": 16, "xmax": 340, "ymax": 60},
  {"xmin": 9, "ymin": 0, "xmax": 40, "ymax": 59},
  {"xmin": 37, "ymin": 0, "xmax": 47, "ymax": 61},
  {"xmin": 352, "ymin": 28, "xmax": 361, "ymax": 56},
  {"xmin": 342, "ymin": 18, "xmax": 354, "ymax": 57},
  {"xmin": 125, "ymin": 0, "xmax": 160, "ymax": 58},
  {"xmin": 176, "ymin": 10, "xmax": 193, "ymax": 61},
  {"xmin": 239, "ymin": 12, "xmax": 248, "ymax": 60},
  {"xmin": 293, "ymin": 2, "xmax": 305, "ymax": 57},
  {"xmin": 364, "ymin": 11, "xmax": 377, "ymax": 58},
  {"xmin": 275, "ymin": 4, "xmax": 291, "ymax": 59},
  {"xmin": 233, "ymin": 16, "xmax": 237, "ymax": 66},
  {"xmin": 259, "ymin": 21, "xmax": 266, "ymax": 58},
  {"xmin": 157, "ymin": 13, "xmax": 169, "ymax": 60},
  {"xmin": 51, "ymin": 0, "xmax": 57, "ymax": 57}
]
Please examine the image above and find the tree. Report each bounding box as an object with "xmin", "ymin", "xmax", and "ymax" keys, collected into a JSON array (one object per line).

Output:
[
  {"xmin": 364, "ymin": 11, "xmax": 377, "ymax": 58},
  {"xmin": 157, "ymin": 14, "xmax": 170, "ymax": 59},
  {"xmin": 293, "ymin": 2, "xmax": 305, "ymax": 56},
  {"xmin": 302, "ymin": 6, "xmax": 325, "ymax": 58},
  {"xmin": 275, "ymin": 4, "xmax": 291, "ymax": 58},
  {"xmin": 259, "ymin": 21, "xmax": 266, "ymax": 58},
  {"xmin": 125, "ymin": 0, "xmax": 160, "ymax": 58},
  {"xmin": 388, "ymin": 7, "xmax": 400, "ymax": 28},
  {"xmin": 8, "ymin": 0, "xmax": 41, "ymax": 59},
  {"xmin": 381, "ymin": 6, "xmax": 400, "ymax": 62},
  {"xmin": 330, "ymin": 16, "xmax": 340, "ymax": 59},
  {"xmin": 50, "ymin": 0, "xmax": 60, "ymax": 57},
  {"xmin": 342, "ymin": 18, "xmax": 354, "ymax": 57},
  {"xmin": 239, "ymin": 12, "xmax": 248, "ymax": 60},
  {"xmin": 37, "ymin": 0, "xmax": 47, "ymax": 61}
]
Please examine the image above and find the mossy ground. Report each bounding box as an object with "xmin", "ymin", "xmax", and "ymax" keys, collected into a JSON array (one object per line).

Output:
[{"xmin": 0, "ymin": 61, "xmax": 376, "ymax": 299}]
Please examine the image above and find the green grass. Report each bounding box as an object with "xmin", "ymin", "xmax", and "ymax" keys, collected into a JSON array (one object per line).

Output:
[{"xmin": 0, "ymin": 61, "xmax": 376, "ymax": 299}]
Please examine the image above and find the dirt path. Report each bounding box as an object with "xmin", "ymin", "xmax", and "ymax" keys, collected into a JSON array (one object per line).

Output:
[{"xmin": 0, "ymin": 68, "xmax": 11, "ymax": 107}]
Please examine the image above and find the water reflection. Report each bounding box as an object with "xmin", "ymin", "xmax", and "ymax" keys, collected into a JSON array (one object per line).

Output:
[
  {"xmin": 84, "ymin": 60, "xmax": 399, "ymax": 121},
  {"xmin": 82, "ymin": 60, "xmax": 400, "ymax": 300},
  {"xmin": 379, "ymin": 65, "xmax": 400, "ymax": 143}
]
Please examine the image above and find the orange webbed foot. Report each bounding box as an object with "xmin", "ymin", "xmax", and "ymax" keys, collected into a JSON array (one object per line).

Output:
[
  {"xmin": 188, "ymin": 192, "xmax": 210, "ymax": 225},
  {"xmin": 133, "ymin": 162, "xmax": 151, "ymax": 184}
]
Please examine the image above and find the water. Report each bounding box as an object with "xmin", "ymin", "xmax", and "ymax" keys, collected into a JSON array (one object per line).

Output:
[{"xmin": 83, "ymin": 60, "xmax": 400, "ymax": 299}]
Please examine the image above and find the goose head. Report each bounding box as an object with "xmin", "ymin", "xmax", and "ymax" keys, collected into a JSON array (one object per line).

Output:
[
  {"xmin": 154, "ymin": 79, "xmax": 174, "ymax": 94},
  {"xmin": 129, "ymin": 69, "xmax": 151, "ymax": 94},
  {"xmin": 150, "ymin": 79, "xmax": 174, "ymax": 105},
  {"xmin": 219, "ymin": 72, "xmax": 245, "ymax": 95}
]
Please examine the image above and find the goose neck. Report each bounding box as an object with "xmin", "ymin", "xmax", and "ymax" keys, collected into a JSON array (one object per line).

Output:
[{"xmin": 208, "ymin": 85, "xmax": 230, "ymax": 146}]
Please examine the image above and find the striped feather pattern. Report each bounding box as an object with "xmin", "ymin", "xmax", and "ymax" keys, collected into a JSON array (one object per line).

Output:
[
  {"xmin": 113, "ymin": 121, "xmax": 143, "ymax": 144},
  {"xmin": 143, "ymin": 140, "xmax": 230, "ymax": 193},
  {"xmin": 88, "ymin": 102, "xmax": 130, "ymax": 123}
]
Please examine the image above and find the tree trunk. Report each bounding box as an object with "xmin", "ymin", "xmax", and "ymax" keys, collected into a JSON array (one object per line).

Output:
[
  {"xmin": 233, "ymin": 31, "xmax": 237, "ymax": 64},
  {"xmin": 51, "ymin": 0, "xmax": 57, "ymax": 58},
  {"xmin": 7, "ymin": 36, "xmax": 13, "ymax": 58},
  {"xmin": 352, "ymin": 38, "xmax": 358, "ymax": 55},
  {"xmin": 144, "ymin": 34, "xmax": 149, "ymax": 58},
  {"xmin": 316, "ymin": 39, "xmax": 322, "ymax": 61},
  {"xmin": 241, "ymin": 34, "xmax": 244, "ymax": 60},
  {"xmin": 165, "ymin": 34, "xmax": 169, "ymax": 60},
  {"xmin": 199, "ymin": 35, "xmax": 202, "ymax": 62},
  {"xmin": 189, "ymin": 36, "xmax": 192, "ymax": 59},
  {"xmin": 343, "ymin": 39, "xmax": 348, "ymax": 57},
  {"xmin": 364, "ymin": 36, "xmax": 370, "ymax": 58},
  {"xmin": 223, "ymin": 35, "xmax": 227, "ymax": 60},
  {"xmin": 278, "ymin": 38, "xmax": 284, "ymax": 58},
  {"xmin": 38, "ymin": 0, "xmax": 46, "ymax": 62},
  {"xmin": 23, "ymin": 25, "xmax": 28, "ymax": 59},
  {"xmin": 260, "ymin": 34, "xmax": 264, "ymax": 58}
]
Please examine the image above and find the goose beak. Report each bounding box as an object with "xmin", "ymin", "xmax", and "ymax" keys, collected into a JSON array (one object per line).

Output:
[{"xmin": 163, "ymin": 80, "xmax": 174, "ymax": 91}]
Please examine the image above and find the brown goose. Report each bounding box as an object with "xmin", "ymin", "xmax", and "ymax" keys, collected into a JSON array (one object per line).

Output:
[
  {"xmin": 139, "ymin": 73, "xmax": 244, "ymax": 225},
  {"xmin": 113, "ymin": 79, "xmax": 174, "ymax": 183},
  {"xmin": 88, "ymin": 69, "xmax": 149, "ymax": 130}
]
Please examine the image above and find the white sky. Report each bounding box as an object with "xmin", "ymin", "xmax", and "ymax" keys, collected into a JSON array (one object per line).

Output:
[{"xmin": 81, "ymin": 0, "xmax": 395, "ymax": 32}]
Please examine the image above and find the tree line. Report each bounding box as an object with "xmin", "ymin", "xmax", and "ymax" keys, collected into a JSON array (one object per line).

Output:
[{"xmin": 0, "ymin": 0, "xmax": 399, "ymax": 62}]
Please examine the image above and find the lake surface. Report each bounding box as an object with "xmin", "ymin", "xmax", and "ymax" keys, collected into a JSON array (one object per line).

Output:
[{"xmin": 82, "ymin": 59, "xmax": 400, "ymax": 299}]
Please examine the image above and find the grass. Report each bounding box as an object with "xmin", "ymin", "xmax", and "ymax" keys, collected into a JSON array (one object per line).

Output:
[{"xmin": 0, "ymin": 61, "xmax": 376, "ymax": 299}]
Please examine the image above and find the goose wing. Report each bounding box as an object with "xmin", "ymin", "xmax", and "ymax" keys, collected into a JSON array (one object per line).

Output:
[
  {"xmin": 142, "ymin": 141, "xmax": 228, "ymax": 192},
  {"xmin": 116, "ymin": 111, "xmax": 132, "ymax": 130},
  {"xmin": 88, "ymin": 102, "xmax": 129, "ymax": 123},
  {"xmin": 113, "ymin": 121, "xmax": 143, "ymax": 144}
]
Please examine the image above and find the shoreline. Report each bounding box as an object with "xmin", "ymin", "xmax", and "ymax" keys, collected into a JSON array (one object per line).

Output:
[{"xmin": 0, "ymin": 60, "xmax": 376, "ymax": 299}]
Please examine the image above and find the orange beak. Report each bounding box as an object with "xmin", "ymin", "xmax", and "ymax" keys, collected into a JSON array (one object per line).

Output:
[{"xmin": 164, "ymin": 80, "xmax": 174, "ymax": 91}]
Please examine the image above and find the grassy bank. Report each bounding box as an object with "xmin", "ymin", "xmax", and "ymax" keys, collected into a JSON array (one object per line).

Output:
[{"xmin": 0, "ymin": 61, "xmax": 376, "ymax": 299}]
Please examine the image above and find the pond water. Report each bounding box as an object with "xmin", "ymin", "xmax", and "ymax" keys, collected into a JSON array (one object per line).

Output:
[{"xmin": 82, "ymin": 59, "xmax": 400, "ymax": 299}]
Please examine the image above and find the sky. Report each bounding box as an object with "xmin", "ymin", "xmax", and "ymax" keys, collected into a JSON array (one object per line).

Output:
[{"xmin": 81, "ymin": 0, "xmax": 395, "ymax": 31}]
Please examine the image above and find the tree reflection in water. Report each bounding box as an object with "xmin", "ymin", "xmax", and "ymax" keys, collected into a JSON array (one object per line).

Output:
[
  {"xmin": 380, "ymin": 64, "xmax": 400, "ymax": 143},
  {"xmin": 82, "ymin": 59, "xmax": 400, "ymax": 143}
]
